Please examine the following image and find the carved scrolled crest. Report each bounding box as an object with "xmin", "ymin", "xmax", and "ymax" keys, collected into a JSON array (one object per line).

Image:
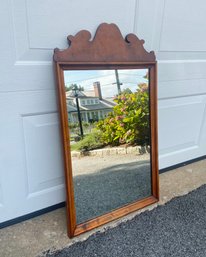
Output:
[{"xmin": 54, "ymin": 23, "xmax": 155, "ymax": 63}]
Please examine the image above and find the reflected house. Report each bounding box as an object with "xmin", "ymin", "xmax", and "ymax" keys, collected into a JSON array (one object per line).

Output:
[{"xmin": 66, "ymin": 82, "xmax": 115, "ymax": 123}]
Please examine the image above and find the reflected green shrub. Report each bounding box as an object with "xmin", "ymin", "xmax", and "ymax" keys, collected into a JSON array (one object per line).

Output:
[{"xmin": 71, "ymin": 130, "xmax": 103, "ymax": 151}]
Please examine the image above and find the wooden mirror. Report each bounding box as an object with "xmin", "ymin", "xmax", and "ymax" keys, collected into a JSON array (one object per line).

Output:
[{"xmin": 53, "ymin": 23, "xmax": 159, "ymax": 238}]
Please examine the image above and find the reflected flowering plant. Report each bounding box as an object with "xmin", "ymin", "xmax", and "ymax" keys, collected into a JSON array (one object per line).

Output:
[{"xmin": 96, "ymin": 83, "xmax": 149, "ymax": 146}]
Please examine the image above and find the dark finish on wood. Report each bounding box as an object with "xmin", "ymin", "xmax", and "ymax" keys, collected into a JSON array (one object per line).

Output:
[{"xmin": 54, "ymin": 23, "xmax": 159, "ymax": 238}]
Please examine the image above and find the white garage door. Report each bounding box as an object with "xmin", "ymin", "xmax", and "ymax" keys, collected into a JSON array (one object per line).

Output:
[{"xmin": 1, "ymin": 0, "xmax": 206, "ymax": 224}]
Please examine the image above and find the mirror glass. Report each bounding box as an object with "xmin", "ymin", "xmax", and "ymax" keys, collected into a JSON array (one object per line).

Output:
[{"xmin": 64, "ymin": 69, "xmax": 151, "ymax": 225}]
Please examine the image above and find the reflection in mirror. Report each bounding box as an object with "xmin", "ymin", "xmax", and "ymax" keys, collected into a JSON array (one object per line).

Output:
[{"xmin": 64, "ymin": 69, "xmax": 151, "ymax": 225}]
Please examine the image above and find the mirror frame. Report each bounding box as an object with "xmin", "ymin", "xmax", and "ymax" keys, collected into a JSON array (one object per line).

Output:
[{"xmin": 53, "ymin": 23, "xmax": 159, "ymax": 238}]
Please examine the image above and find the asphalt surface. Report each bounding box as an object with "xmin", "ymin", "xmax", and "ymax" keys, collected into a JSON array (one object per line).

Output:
[
  {"xmin": 73, "ymin": 160, "xmax": 151, "ymax": 224},
  {"xmin": 41, "ymin": 184, "xmax": 206, "ymax": 257}
]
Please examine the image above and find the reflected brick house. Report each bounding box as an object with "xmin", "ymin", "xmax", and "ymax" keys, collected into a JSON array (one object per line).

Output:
[{"xmin": 66, "ymin": 82, "xmax": 115, "ymax": 123}]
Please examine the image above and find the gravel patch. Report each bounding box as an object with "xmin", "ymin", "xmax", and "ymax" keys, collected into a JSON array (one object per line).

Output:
[
  {"xmin": 74, "ymin": 160, "xmax": 151, "ymax": 224},
  {"xmin": 40, "ymin": 184, "xmax": 206, "ymax": 257}
]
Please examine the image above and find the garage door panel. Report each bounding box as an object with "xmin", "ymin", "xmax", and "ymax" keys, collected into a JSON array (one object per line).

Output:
[
  {"xmin": 0, "ymin": 90, "xmax": 65, "ymax": 222},
  {"xmin": 158, "ymin": 61, "xmax": 206, "ymax": 82},
  {"xmin": 158, "ymin": 60, "xmax": 206, "ymax": 100},
  {"xmin": 160, "ymin": 0, "xmax": 206, "ymax": 52},
  {"xmin": 22, "ymin": 113, "xmax": 64, "ymax": 197},
  {"xmin": 159, "ymin": 79, "xmax": 206, "ymax": 100},
  {"xmin": 159, "ymin": 97, "xmax": 205, "ymax": 151},
  {"xmin": 158, "ymin": 96, "xmax": 206, "ymax": 168},
  {"xmin": 159, "ymin": 146, "xmax": 201, "ymax": 169}
]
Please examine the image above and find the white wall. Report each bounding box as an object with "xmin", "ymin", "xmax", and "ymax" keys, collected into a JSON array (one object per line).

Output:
[{"xmin": 1, "ymin": 0, "xmax": 206, "ymax": 223}]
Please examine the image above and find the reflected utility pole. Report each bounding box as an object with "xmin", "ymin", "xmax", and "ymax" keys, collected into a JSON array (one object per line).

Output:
[{"xmin": 112, "ymin": 69, "xmax": 122, "ymax": 94}]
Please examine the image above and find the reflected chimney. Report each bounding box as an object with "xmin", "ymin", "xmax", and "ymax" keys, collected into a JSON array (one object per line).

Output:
[{"xmin": 93, "ymin": 81, "xmax": 102, "ymax": 100}]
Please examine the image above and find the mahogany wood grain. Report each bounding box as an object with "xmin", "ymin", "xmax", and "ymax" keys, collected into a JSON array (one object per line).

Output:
[{"xmin": 54, "ymin": 23, "xmax": 155, "ymax": 63}]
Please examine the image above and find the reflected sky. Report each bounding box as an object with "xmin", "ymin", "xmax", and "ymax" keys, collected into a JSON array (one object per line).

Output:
[{"xmin": 64, "ymin": 69, "xmax": 148, "ymax": 98}]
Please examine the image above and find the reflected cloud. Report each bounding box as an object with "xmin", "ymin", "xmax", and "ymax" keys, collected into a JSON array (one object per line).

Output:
[{"xmin": 64, "ymin": 69, "xmax": 148, "ymax": 98}]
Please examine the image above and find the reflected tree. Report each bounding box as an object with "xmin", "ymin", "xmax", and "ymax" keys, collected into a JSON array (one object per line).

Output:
[{"xmin": 65, "ymin": 83, "xmax": 84, "ymax": 92}]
